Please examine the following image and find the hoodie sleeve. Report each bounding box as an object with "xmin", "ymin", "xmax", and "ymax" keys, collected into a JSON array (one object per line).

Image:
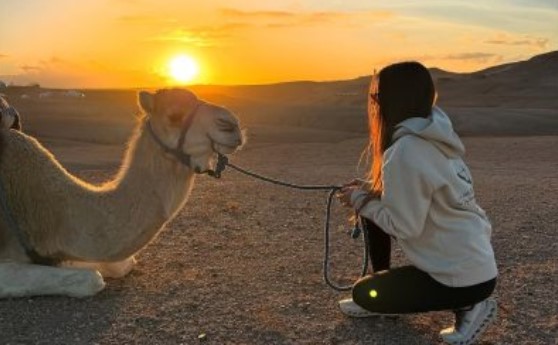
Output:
[{"xmin": 358, "ymin": 137, "xmax": 436, "ymax": 239}]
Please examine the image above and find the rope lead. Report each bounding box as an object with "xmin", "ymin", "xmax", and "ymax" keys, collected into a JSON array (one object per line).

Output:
[{"xmin": 214, "ymin": 153, "xmax": 368, "ymax": 292}]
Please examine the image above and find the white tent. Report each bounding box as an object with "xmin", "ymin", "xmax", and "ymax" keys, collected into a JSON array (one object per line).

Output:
[
  {"xmin": 65, "ymin": 90, "xmax": 85, "ymax": 98},
  {"xmin": 39, "ymin": 91, "xmax": 54, "ymax": 98}
]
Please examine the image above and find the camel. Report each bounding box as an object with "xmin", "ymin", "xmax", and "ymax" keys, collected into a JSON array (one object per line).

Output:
[{"xmin": 0, "ymin": 88, "xmax": 244, "ymax": 298}]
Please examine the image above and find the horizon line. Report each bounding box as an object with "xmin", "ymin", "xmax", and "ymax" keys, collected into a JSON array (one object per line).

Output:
[{"xmin": 1, "ymin": 49, "xmax": 555, "ymax": 90}]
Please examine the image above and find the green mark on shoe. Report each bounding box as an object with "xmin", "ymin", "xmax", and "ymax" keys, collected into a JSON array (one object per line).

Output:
[{"xmin": 369, "ymin": 289, "xmax": 378, "ymax": 298}]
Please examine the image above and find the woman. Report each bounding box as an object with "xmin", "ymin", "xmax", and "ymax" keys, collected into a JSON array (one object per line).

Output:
[{"xmin": 337, "ymin": 62, "xmax": 498, "ymax": 345}]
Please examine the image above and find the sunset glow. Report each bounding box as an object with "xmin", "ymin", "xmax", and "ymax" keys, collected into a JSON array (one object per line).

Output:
[
  {"xmin": 0, "ymin": 1, "xmax": 556, "ymax": 88},
  {"xmin": 168, "ymin": 55, "xmax": 199, "ymax": 84}
]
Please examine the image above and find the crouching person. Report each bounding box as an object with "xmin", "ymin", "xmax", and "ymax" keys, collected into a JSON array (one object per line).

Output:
[{"xmin": 337, "ymin": 62, "xmax": 498, "ymax": 345}]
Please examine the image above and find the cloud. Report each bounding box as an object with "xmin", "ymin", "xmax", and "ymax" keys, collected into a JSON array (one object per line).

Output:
[
  {"xmin": 149, "ymin": 29, "xmax": 214, "ymax": 46},
  {"xmin": 484, "ymin": 35, "xmax": 549, "ymax": 49},
  {"xmin": 145, "ymin": 9, "xmax": 395, "ymax": 47},
  {"xmin": 0, "ymin": 54, "xmax": 8, "ymax": 59},
  {"xmin": 380, "ymin": 52, "xmax": 504, "ymax": 66},
  {"xmin": 117, "ymin": 14, "xmax": 177, "ymax": 26},
  {"xmin": 7, "ymin": 56, "xmax": 165, "ymax": 88},
  {"xmin": 376, "ymin": 52, "xmax": 503, "ymax": 65},
  {"xmin": 47, "ymin": 56, "xmax": 68, "ymax": 65},
  {"xmin": 219, "ymin": 9, "xmax": 294, "ymax": 19},
  {"xmin": 263, "ymin": 11, "xmax": 351, "ymax": 28},
  {"xmin": 219, "ymin": 8, "xmax": 394, "ymax": 28},
  {"xmin": 113, "ymin": 0, "xmax": 144, "ymax": 4},
  {"xmin": 20, "ymin": 65, "xmax": 43, "ymax": 72},
  {"xmin": 148, "ymin": 23, "xmax": 250, "ymax": 47},
  {"xmin": 16, "ymin": 57, "xmax": 72, "ymax": 74},
  {"xmin": 505, "ymin": 0, "xmax": 558, "ymax": 10},
  {"xmin": 441, "ymin": 52, "xmax": 502, "ymax": 63}
]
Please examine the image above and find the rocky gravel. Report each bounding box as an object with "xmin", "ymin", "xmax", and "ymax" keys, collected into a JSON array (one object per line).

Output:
[{"xmin": 1, "ymin": 135, "xmax": 556, "ymax": 345}]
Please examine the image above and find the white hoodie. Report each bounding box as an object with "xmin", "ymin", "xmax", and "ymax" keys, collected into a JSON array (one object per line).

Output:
[{"xmin": 351, "ymin": 106, "xmax": 497, "ymax": 287}]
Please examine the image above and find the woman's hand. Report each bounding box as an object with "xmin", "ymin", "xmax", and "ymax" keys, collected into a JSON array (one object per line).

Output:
[
  {"xmin": 343, "ymin": 178, "xmax": 368, "ymax": 188},
  {"xmin": 337, "ymin": 185, "xmax": 360, "ymax": 208}
]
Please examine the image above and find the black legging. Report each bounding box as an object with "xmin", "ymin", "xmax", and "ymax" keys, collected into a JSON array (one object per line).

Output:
[{"xmin": 355, "ymin": 218, "xmax": 496, "ymax": 314}]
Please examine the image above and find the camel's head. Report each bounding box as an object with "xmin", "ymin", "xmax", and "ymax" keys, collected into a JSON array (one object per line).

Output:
[{"xmin": 139, "ymin": 88, "xmax": 244, "ymax": 173}]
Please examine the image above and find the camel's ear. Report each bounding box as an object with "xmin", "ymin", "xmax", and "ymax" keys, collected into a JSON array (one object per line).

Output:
[{"xmin": 138, "ymin": 91, "xmax": 155, "ymax": 114}]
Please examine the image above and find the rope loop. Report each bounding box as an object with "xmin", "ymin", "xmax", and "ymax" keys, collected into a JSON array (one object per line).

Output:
[{"xmin": 216, "ymin": 154, "xmax": 368, "ymax": 291}]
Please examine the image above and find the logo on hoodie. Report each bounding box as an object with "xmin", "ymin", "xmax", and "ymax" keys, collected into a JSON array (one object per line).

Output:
[{"xmin": 457, "ymin": 167, "xmax": 472, "ymax": 185}]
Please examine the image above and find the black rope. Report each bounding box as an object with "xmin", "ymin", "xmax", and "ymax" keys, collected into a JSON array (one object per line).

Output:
[{"xmin": 214, "ymin": 154, "xmax": 368, "ymax": 292}]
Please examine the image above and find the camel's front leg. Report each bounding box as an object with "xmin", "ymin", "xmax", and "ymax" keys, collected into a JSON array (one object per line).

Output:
[
  {"xmin": 62, "ymin": 256, "xmax": 137, "ymax": 279},
  {"xmin": 0, "ymin": 262, "xmax": 105, "ymax": 298}
]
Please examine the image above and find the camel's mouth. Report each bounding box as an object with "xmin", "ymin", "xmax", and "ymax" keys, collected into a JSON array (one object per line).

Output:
[
  {"xmin": 210, "ymin": 130, "xmax": 245, "ymax": 155},
  {"xmin": 207, "ymin": 125, "xmax": 245, "ymax": 160},
  {"xmin": 213, "ymin": 142, "xmax": 240, "ymax": 154},
  {"xmin": 193, "ymin": 152, "xmax": 227, "ymax": 175}
]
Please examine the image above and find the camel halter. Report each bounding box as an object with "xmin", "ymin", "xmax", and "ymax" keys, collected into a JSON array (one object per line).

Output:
[
  {"xmin": 146, "ymin": 101, "xmax": 232, "ymax": 178},
  {"xmin": 146, "ymin": 100, "xmax": 205, "ymax": 171}
]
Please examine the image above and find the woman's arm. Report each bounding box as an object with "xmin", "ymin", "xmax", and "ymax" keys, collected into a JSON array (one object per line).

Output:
[{"xmin": 352, "ymin": 138, "xmax": 436, "ymax": 239}]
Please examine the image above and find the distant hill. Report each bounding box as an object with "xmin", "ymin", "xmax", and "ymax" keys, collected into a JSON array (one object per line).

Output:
[
  {"xmin": 189, "ymin": 50, "xmax": 558, "ymax": 110},
  {"xmin": 436, "ymin": 50, "xmax": 558, "ymax": 108},
  {"xmin": 187, "ymin": 51, "xmax": 558, "ymax": 135}
]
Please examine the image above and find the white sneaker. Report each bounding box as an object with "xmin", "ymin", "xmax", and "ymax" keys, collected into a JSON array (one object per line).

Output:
[
  {"xmin": 339, "ymin": 298, "xmax": 378, "ymax": 317},
  {"xmin": 440, "ymin": 298, "xmax": 497, "ymax": 345},
  {"xmin": 338, "ymin": 298, "xmax": 399, "ymax": 318}
]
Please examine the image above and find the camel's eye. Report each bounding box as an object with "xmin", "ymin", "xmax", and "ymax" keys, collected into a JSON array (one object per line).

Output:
[
  {"xmin": 216, "ymin": 118, "xmax": 236, "ymax": 132},
  {"xmin": 168, "ymin": 112, "xmax": 184, "ymax": 125}
]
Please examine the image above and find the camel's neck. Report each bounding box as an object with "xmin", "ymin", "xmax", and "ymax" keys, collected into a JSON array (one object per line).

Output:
[{"xmin": 62, "ymin": 122, "xmax": 196, "ymax": 261}]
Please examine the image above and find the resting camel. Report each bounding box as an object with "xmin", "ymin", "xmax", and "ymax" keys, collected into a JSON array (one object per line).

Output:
[{"xmin": 0, "ymin": 89, "xmax": 244, "ymax": 298}]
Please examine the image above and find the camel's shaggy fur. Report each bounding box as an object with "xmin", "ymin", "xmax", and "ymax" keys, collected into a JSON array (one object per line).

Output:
[{"xmin": 0, "ymin": 89, "xmax": 243, "ymax": 298}]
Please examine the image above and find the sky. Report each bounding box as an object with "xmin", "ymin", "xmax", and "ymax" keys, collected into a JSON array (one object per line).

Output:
[{"xmin": 0, "ymin": 0, "xmax": 557, "ymax": 88}]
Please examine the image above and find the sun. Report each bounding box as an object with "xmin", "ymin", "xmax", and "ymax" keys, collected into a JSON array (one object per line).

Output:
[{"xmin": 168, "ymin": 55, "xmax": 199, "ymax": 84}]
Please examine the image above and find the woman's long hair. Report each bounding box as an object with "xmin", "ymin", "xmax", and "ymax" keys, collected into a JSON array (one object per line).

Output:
[{"xmin": 367, "ymin": 61, "xmax": 436, "ymax": 194}]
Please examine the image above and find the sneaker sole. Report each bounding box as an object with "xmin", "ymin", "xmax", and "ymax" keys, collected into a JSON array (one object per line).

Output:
[
  {"xmin": 443, "ymin": 299, "xmax": 498, "ymax": 345},
  {"xmin": 340, "ymin": 308, "xmax": 400, "ymax": 318}
]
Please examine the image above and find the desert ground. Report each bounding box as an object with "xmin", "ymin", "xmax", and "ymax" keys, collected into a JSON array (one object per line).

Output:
[{"xmin": 1, "ymin": 53, "xmax": 557, "ymax": 345}]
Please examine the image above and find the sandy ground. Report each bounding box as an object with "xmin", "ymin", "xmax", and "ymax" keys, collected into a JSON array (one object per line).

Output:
[{"xmin": 1, "ymin": 121, "xmax": 556, "ymax": 344}]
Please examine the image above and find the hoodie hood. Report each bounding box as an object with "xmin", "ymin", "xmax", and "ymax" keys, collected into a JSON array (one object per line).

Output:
[{"xmin": 393, "ymin": 106, "xmax": 465, "ymax": 157}]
